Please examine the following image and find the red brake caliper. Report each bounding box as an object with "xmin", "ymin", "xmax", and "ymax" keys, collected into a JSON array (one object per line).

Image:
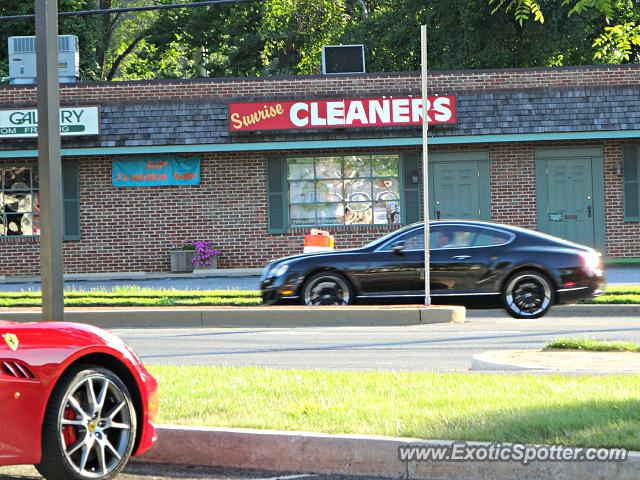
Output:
[{"xmin": 62, "ymin": 406, "xmax": 77, "ymax": 447}]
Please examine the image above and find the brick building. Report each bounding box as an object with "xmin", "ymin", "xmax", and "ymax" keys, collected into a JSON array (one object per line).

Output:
[{"xmin": 0, "ymin": 64, "xmax": 639, "ymax": 276}]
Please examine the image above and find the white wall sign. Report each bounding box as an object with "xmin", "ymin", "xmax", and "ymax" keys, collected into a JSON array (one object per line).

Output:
[{"xmin": 0, "ymin": 106, "xmax": 100, "ymax": 138}]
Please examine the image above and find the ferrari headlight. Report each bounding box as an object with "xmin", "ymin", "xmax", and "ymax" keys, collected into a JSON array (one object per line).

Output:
[{"xmin": 273, "ymin": 264, "xmax": 290, "ymax": 278}]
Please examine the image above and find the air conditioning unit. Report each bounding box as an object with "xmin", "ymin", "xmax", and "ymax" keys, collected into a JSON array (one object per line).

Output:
[
  {"xmin": 322, "ymin": 45, "xmax": 365, "ymax": 75},
  {"xmin": 8, "ymin": 35, "xmax": 80, "ymax": 85}
]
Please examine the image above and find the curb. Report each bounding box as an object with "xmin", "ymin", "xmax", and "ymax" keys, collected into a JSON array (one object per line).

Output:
[
  {"xmin": 472, "ymin": 351, "xmax": 537, "ymax": 371},
  {"xmin": 471, "ymin": 350, "xmax": 640, "ymax": 373},
  {"xmin": 466, "ymin": 304, "xmax": 640, "ymax": 318},
  {"xmin": 0, "ymin": 305, "xmax": 465, "ymax": 328},
  {"xmin": 137, "ymin": 426, "xmax": 640, "ymax": 480}
]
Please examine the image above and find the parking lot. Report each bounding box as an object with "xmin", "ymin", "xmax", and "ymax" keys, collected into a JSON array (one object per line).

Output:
[{"xmin": 112, "ymin": 310, "xmax": 640, "ymax": 372}]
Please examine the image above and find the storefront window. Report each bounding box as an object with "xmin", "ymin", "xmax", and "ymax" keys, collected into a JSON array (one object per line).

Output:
[
  {"xmin": 287, "ymin": 155, "xmax": 401, "ymax": 226},
  {"xmin": 1, "ymin": 166, "xmax": 39, "ymax": 236}
]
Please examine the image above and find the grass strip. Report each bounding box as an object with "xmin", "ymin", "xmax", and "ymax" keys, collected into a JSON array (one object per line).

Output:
[
  {"xmin": 0, "ymin": 286, "xmax": 638, "ymax": 306},
  {"xmin": 586, "ymin": 294, "xmax": 640, "ymax": 304},
  {"xmin": 0, "ymin": 296, "xmax": 261, "ymax": 307},
  {"xmin": 544, "ymin": 338, "xmax": 640, "ymax": 353},
  {"xmin": 148, "ymin": 365, "xmax": 640, "ymax": 450},
  {"xmin": 604, "ymin": 285, "xmax": 640, "ymax": 295}
]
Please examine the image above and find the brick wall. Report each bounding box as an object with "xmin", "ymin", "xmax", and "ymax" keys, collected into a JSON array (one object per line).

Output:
[
  {"xmin": 490, "ymin": 143, "xmax": 537, "ymax": 229},
  {"xmin": 603, "ymin": 140, "xmax": 640, "ymax": 258},
  {"xmin": 0, "ymin": 151, "xmax": 408, "ymax": 276},
  {"xmin": 1, "ymin": 139, "xmax": 637, "ymax": 276},
  {"xmin": 2, "ymin": 64, "xmax": 640, "ymax": 108}
]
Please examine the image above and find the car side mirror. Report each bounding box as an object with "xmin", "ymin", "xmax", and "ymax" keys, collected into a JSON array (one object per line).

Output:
[{"xmin": 392, "ymin": 241, "xmax": 406, "ymax": 254}]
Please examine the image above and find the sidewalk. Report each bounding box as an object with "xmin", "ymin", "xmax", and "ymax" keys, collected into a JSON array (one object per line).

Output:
[
  {"xmin": 472, "ymin": 349, "xmax": 640, "ymax": 372},
  {"xmin": 0, "ymin": 268, "xmax": 263, "ymax": 292},
  {"xmin": 0, "ymin": 266, "xmax": 636, "ymax": 291}
]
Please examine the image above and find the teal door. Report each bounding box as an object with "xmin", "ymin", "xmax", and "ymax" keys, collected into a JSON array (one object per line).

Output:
[
  {"xmin": 539, "ymin": 156, "xmax": 596, "ymax": 247},
  {"xmin": 431, "ymin": 160, "xmax": 486, "ymax": 220}
]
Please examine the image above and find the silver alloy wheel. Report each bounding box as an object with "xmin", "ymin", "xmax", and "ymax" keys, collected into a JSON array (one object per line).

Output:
[
  {"xmin": 58, "ymin": 374, "xmax": 133, "ymax": 479},
  {"xmin": 505, "ymin": 273, "xmax": 552, "ymax": 317},
  {"xmin": 304, "ymin": 274, "xmax": 351, "ymax": 305}
]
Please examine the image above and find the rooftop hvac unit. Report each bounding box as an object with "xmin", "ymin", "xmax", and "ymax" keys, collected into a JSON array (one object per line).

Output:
[
  {"xmin": 322, "ymin": 45, "xmax": 365, "ymax": 75},
  {"xmin": 8, "ymin": 35, "xmax": 80, "ymax": 85}
]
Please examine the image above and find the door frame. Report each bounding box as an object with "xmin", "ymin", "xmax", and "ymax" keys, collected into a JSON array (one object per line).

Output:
[
  {"xmin": 428, "ymin": 151, "xmax": 491, "ymax": 220},
  {"xmin": 535, "ymin": 147, "xmax": 605, "ymax": 252}
]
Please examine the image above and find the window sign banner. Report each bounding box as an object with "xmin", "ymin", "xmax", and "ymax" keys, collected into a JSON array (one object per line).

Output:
[
  {"xmin": 112, "ymin": 156, "xmax": 200, "ymax": 187},
  {"xmin": 0, "ymin": 106, "xmax": 99, "ymax": 138},
  {"xmin": 229, "ymin": 96, "xmax": 456, "ymax": 132}
]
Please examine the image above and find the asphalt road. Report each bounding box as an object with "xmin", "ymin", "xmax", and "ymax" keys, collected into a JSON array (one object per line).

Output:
[
  {"xmin": 111, "ymin": 312, "xmax": 640, "ymax": 372},
  {"xmin": 0, "ymin": 464, "xmax": 373, "ymax": 480}
]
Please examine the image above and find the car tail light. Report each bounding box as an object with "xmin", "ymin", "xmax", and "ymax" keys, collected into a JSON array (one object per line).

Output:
[{"xmin": 580, "ymin": 251, "xmax": 602, "ymax": 273}]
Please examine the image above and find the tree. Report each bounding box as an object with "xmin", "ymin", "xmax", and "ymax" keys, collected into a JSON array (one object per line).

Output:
[
  {"xmin": 0, "ymin": 0, "xmax": 170, "ymax": 81},
  {"xmin": 259, "ymin": 0, "xmax": 356, "ymax": 74},
  {"xmin": 343, "ymin": 0, "xmax": 596, "ymax": 71},
  {"xmin": 139, "ymin": 1, "xmax": 265, "ymax": 78},
  {"xmin": 488, "ymin": 0, "xmax": 640, "ymax": 62}
]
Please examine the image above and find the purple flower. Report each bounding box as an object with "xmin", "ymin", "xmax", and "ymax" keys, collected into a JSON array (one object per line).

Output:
[{"xmin": 191, "ymin": 240, "xmax": 222, "ymax": 267}]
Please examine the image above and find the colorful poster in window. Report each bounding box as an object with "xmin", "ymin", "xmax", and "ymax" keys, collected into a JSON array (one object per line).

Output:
[
  {"xmin": 287, "ymin": 155, "xmax": 401, "ymax": 226},
  {"xmin": 112, "ymin": 156, "xmax": 200, "ymax": 187}
]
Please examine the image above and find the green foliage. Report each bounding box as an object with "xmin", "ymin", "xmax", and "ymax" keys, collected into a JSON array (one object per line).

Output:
[
  {"xmin": 0, "ymin": 0, "xmax": 636, "ymax": 80},
  {"xmin": 544, "ymin": 338, "xmax": 640, "ymax": 352},
  {"xmin": 488, "ymin": 0, "xmax": 544, "ymax": 24},
  {"xmin": 259, "ymin": 0, "xmax": 354, "ymax": 74},
  {"xmin": 489, "ymin": 0, "xmax": 640, "ymax": 63},
  {"xmin": 151, "ymin": 365, "xmax": 640, "ymax": 450},
  {"xmin": 564, "ymin": 0, "xmax": 616, "ymax": 20},
  {"xmin": 0, "ymin": 287, "xmax": 261, "ymax": 307}
]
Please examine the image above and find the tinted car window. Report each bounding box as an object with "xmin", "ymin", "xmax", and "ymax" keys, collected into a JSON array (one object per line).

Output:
[
  {"xmin": 432, "ymin": 226, "xmax": 512, "ymax": 249},
  {"xmin": 431, "ymin": 226, "xmax": 470, "ymax": 249},
  {"xmin": 471, "ymin": 228, "xmax": 511, "ymax": 246},
  {"xmin": 379, "ymin": 227, "xmax": 424, "ymax": 250},
  {"xmin": 379, "ymin": 225, "xmax": 512, "ymax": 251}
]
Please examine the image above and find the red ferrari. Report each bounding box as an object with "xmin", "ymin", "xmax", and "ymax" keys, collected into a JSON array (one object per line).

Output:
[{"xmin": 0, "ymin": 321, "xmax": 158, "ymax": 480}]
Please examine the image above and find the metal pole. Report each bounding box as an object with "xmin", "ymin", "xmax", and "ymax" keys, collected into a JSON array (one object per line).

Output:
[
  {"xmin": 420, "ymin": 25, "xmax": 431, "ymax": 306},
  {"xmin": 36, "ymin": 0, "xmax": 65, "ymax": 321}
]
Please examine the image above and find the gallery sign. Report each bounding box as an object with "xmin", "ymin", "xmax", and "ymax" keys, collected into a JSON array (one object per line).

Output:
[
  {"xmin": 112, "ymin": 156, "xmax": 201, "ymax": 187},
  {"xmin": 229, "ymin": 96, "xmax": 456, "ymax": 132},
  {"xmin": 0, "ymin": 106, "xmax": 100, "ymax": 138}
]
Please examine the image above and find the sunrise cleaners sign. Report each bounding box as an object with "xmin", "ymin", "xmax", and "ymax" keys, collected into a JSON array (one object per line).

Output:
[
  {"xmin": 0, "ymin": 106, "xmax": 100, "ymax": 138},
  {"xmin": 229, "ymin": 96, "xmax": 456, "ymax": 132}
]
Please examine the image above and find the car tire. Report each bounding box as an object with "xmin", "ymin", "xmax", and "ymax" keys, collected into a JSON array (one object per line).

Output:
[
  {"xmin": 36, "ymin": 364, "xmax": 137, "ymax": 480},
  {"xmin": 502, "ymin": 269, "xmax": 555, "ymax": 319},
  {"xmin": 301, "ymin": 271, "xmax": 354, "ymax": 306}
]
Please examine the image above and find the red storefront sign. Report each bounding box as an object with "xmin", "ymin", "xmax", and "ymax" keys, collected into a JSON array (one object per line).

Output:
[{"xmin": 229, "ymin": 96, "xmax": 456, "ymax": 131}]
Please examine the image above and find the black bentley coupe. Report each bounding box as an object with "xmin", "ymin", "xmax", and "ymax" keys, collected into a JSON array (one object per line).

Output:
[{"xmin": 260, "ymin": 220, "xmax": 605, "ymax": 318}]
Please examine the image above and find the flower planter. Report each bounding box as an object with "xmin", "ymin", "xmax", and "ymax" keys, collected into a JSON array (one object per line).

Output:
[{"xmin": 170, "ymin": 250, "xmax": 197, "ymax": 273}]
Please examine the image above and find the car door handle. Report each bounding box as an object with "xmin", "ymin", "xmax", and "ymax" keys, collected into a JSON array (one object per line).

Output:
[{"xmin": 451, "ymin": 255, "xmax": 471, "ymax": 260}]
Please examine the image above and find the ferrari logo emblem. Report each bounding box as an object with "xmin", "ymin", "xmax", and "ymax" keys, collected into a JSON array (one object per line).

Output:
[{"xmin": 2, "ymin": 333, "xmax": 18, "ymax": 352}]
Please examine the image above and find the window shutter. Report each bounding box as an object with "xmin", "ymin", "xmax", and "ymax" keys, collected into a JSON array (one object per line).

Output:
[
  {"xmin": 623, "ymin": 145, "xmax": 639, "ymax": 220},
  {"xmin": 62, "ymin": 162, "xmax": 81, "ymax": 240},
  {"xmin": 267, "ymin": 155, "xmax": 286, "ymax": 233},
  {"xmin": 402, "ymin": 152, "xmax": 421, "ymax": 224}
]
